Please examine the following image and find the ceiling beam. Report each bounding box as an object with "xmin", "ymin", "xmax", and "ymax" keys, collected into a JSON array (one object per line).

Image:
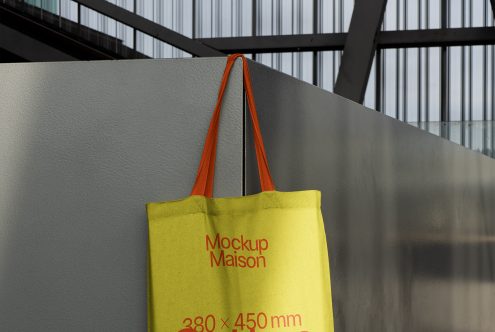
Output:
[
  {"xmin": 199, "ymin": 33, "xmax": 347, "ymax": 53},
  {"xmin": 379, "ymin": 27, "xmax": 495, "ymax": 48},
  {"xmin": 199, "ymin": 27, "xmax": 495, "ymax": 54},
  {"xmin": 334, "ymin": 0, "xmax": 388, "ymax": 103}
]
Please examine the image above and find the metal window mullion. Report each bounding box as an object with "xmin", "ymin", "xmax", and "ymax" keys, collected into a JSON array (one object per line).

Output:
[
  {"xmin": 483, "ymin": 0, "xmax": 488, "ymax": 121},
  {"xmin": 78, "ymin": 1, "xmax": 82, "ymax": 25},
  {"xmin": 290, "ymin": 0, "xmax": 294, "ymax": 76},
  {"xmin": 235, "ymin": 0, "xmax": 239, "ymax": 37},
  {"xmin": 493, "ymin": 44, "xmax": 495, "ymax": 121},
  {"xmin": 395, "ymin": 0, "xmax": 400, "ymax": 120},
  {"xmin": 380, "ymin": 14, "xmax": 386, "ymax": 114},
  {"xmin": 313, "ymin": 0, "xmax": 323, "ymax": 86},
  {"xmin": 133, "ymin": 0, "xmax": 137, "ymax": 50},
  {"xmin": 383, "ymin": 49, "xmax": 387, "ymax": 114},
  {"xmin": 58, "ymin": 0, "xmax": 61, "ymax": 27},
  {"xmin": 200, "ymin": 0, "xmax": 204, "ymax": 38},
  {"xmin": 239, "ymin": 0, "xmax": 243, "ymax": 37},
  {"xmin": 469, "ymin": 0, "xmax": 473, "ymax": 123},
  {"xmin": 403, "ymin": 0, "xmax": 407, "ymax": 122},
  {"xmin": 291, "ymin": 0, "xmax": 295, "ymax": 76},
  {"xmin": 270, "ymin": 0, "xmax": 274, "ymax": 67},
  {"xmin": 492, "ymin": 5, "xmax": 495, "ymax": 121},
  {"xmin": 155, "ymin": 0, "xmax": 159, "ymax": 58},
  {"xmin": 236, "ymin": 0, "xmax": 244, "ymax": 36},
  {"xmin": 219, "ymin": 0, "xmax": 223, "ymax": 37},
  {"xmin": 492, "ymin": 115, "xmax": 495, "ymax": 157},
  {"xmin": 252, "ymin": 0, "xmax": 257, "ymax": 60},
  {"xmin": 460, "ymin": 0, "xmax": 466, "ymax": 146},
  {"xmin": 319, "ymin": 0, "xmax": 324, "ymax": 86},
  {"xmin": 176, "ymin": 0, "xmax": 180, "ymax": 57},
  {"xmin": 418, "ymin": 0, "xmax": 422, "ymax": 123},
  {"xmin": 210, "ymin": 0, "xmax": 214, "ymax": 38},
  {"xmin": 297, "ymin": 0, "xmax": 302, "ymax": 80},
  {"xmin": 339, "ymin": 0, "xmax": 343, "ymax": 72},
  {"xmin": 425, "ymin": 0, "xmax": 430, "ymax": 122},
  {"xmin": 313, "ymin": 0, "xmax": 318, "ymax": 86},
  {"xmin": 440, "ymin": 0, "xmax": 448, "ymax": 123},
  {"xmin": 461, "ymin": 0, "xmax": 465, "ymax": 123},
  {"xmin": 483, "ymin": 0, "xmax": 489, "ymax": 153},
  {"xmin": 449, "ymin": 0, "xmax": 452, "ymax": 123},
  {"xmin": 332, "ymin": 0, "xmax": 336, "ymax": 89},
  {"xmin": 375, "ymin": 48, "xmax": 382, "ymax": 112},
  {"xmin": 230, "ymin": 0, "xmax": 234, "ymax": 37},
  {"xmin": 180, "ymin": 0, "xmax": 185, "ymax": 56},
  {"xmin": 382, "ymin": 14, "xmax": 386, "ymax": 115},
  {"xmin": 493, "ymin": 8, "xmax": 495, "ymax": 122},
  {"xmin": 172, "ymin": 0, "xmax": 176, "ymax": 57},
  {"xmin": 277, "ymin": 0, "xmax": 282, "ymax": 69},
  {"xmin": 192, "ymin": 0, "xmax": 196, "ymax": 39}
]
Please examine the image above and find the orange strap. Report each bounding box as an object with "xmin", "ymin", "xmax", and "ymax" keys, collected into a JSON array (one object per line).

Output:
[{"xmin": 191, "ymin": 53, "xmax": 275, "ymax": 197}]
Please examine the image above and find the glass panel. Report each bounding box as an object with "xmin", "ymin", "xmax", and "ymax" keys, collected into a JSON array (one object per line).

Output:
[
  {"xmin": 25, "ymin": 0, "xmax": 58, "ymax": 14},
  {"xmin": 59, "ymin": 0, "xmax": 78, "ymax": 22},
  {"xmin": 363, "ymin": 55, "xmax": 376, "ymax": 110},
  {"xmin": 411, "ymin": 121, "xmax": 495, "ymax": 158},
  {"xmin": 134, "ymin": 0, "xmax": 192, "ymax": 53},
  {"xmin": 377, "ymin": 47, "xmax": 441, "ymax": 121},
  {"xmin": 257, "ymin": 52, "xmax": 313, "ymax": 84},
  {"xmin": 196, "ymin": 0, "xmax": 251, "ymax": 37},
  {"xmin": 318, "ymin": 51, "xmax": 341, "ymax": 92},
  {"xmin": 444, "ymin": 45, "xmax": 495, "ymax": 122}
]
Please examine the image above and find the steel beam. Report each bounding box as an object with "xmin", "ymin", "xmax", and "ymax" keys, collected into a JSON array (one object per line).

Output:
[
  {"xmin": 379, "ymin": 27, "xmax": 495, "ymax": 48},
  {"xmin": 74, "ymin": 0, "xmax": 223, "ymax": 57},
  {"xmin": 334, "ymin": 0, "xmax": 388, "ymax": 103},
  {"xmin": 199, "ymin": 27, "xmax": 495, "ymax": 54},
  {"xmin": 199, "ymin": 33, "xmax": 347, "ymax": 53},
  {"xmin": 198, "ymin": 33, "xmax": 347, "ymax": 53}
]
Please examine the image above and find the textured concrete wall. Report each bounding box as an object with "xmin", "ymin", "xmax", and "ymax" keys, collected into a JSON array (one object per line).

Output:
[{"xmin": 0, "ymin": 58, "xmax": 243, "ymax": 331}]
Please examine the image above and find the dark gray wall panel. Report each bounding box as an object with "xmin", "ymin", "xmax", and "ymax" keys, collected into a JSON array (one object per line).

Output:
[
  {"xmin": 0, "ymin": 58, "xmax": 243, "ymax": 331},
  {"xmin": 247, "ymin": 60, "xmax": 495, "ymax": 332}
]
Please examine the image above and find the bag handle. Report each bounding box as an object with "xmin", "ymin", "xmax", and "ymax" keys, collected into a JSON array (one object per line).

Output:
[{"xmin": 191, "ymin": 53, "xmax": 275, "ymax": 197}]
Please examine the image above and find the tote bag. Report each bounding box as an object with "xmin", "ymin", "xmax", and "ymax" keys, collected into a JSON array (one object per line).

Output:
[{"xmin": 147, "ymin": 53, "xmax": 334, "ymax": 332}]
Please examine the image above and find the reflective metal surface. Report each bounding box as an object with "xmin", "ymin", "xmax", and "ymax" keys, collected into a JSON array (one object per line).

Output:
[{"xmin": 247, "ymin": 61, "xmax": 495, "ymax": 331}]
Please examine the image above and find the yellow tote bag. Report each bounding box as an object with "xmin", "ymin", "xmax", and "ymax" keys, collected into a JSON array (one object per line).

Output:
[{"xmin": 147, "ymin": 54, "xmax": 334, "ymax": 332}]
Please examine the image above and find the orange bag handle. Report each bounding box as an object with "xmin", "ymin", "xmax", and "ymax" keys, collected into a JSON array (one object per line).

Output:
[{"xmin": 191, "ymin": 53, "xmax": 275, "ymax": 197}]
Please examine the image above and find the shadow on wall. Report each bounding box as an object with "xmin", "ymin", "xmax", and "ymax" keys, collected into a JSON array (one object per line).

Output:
[{"xmin": 0, "ymin": 58, "xmax": 244, "ymax": 331}]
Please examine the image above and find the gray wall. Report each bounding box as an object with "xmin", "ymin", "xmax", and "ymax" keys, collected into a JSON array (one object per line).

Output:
[
  {"xmin": 0, "ymin": 58, "xmax": 243, "ymax": 331},
  {"xmin": 247, "ymin": 60, "xmax": 495, "ymax": 332},
  {"xmin": 1, "ymin": 57, "xmax": 494, "ymax": 332}
]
